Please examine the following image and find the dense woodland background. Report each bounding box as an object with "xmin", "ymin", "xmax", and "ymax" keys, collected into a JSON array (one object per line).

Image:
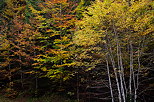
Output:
[{"xmin": 0, "ymin": 0, "xmax": 154, "ymax": 102}]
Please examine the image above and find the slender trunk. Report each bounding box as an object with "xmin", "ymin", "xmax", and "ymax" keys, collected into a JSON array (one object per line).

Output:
[
  {"xmin": 135, "ymin": 42, "xmax": 141, "ymax": 102},
  {"xmin": 109, "ymin": 51, "xmax": 122, "ymax": 102},
  {"xmin": 113, "ymin": 22, "xmax": 125, "ymax": 102},
  {"xmin": 106, "ymin": 30, "xmax": 122, "ymax": 102},
  {"xmin": 35, "ymin": 74, "xmax": 38, "ymax": 97},
  {"xmin": 105, "ymin": 55, "xmax": 114, "ymax": 102},
  {"xmin": 107, "ymin": 32, "xmax": 122, "ymax": 102},
  {"xmin": 20, "ymin": 71, "xmax": 23, "ymax": 89},
  {"xmin": 132, "ymin": 60, "xmax": 136, "ymax": 102},
  {"xmin": 116, "ymin": 39, "xmax": 126, "ymax": 102},
  {"xmin": 77, "ymin": 71, "xmax": 80, "ymax": 102},
  {"xmin": 129, "ymin": 41, "xmax": 133, "ymax": 101},
  {"xmin": 19, "ymin": 45, "xmax": 23, "ymax": 89},
  {"xmin": 8, "ymin": 62, "xmax": 11, "ymax": 88},
  {"xmin": 119, "ymin": 48, "xmax": 127, "ymax": 98}
]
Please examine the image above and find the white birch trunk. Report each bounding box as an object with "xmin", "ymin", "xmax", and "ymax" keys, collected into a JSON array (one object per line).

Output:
[{"xmin": 105, "ymin": 55, "xmax": 114, "ymax": 102}]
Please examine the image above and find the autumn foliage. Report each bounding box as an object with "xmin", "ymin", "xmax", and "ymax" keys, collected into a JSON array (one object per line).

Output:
[{"xmin": 0, "ymin": 0, "xmax": 153, "ymax": 101}]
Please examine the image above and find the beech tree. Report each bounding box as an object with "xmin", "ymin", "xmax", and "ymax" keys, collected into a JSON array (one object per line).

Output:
[
  {"xmin": 0, "ymin": 0, "xmax": 39, "ymax": 97},
  {"xmin": 30, "ymin": 0, "xmax": 76, "ymax": 81}
]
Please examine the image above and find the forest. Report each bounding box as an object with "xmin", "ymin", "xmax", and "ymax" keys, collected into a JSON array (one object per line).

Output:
[{"xmin": 0, "ymin": 0, "xmax": 154, "ymax": 102}]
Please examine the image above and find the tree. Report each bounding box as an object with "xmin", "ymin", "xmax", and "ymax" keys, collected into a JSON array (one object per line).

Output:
[
  {"xmin": 73, "ymin": 0, "xmax": 154, "ymax": 101},
  {"xmin": 0, "ymin": 0, "xmax": 39, "ymax": 97},
  {"xmin": 30, "ymin": 0, "xmax": 76, "ymax": 81}
]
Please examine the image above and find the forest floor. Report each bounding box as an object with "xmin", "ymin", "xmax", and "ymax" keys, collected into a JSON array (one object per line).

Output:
[{"xmin": 0, "ymin": 95, "xmax": 77, "ymax": 102}]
